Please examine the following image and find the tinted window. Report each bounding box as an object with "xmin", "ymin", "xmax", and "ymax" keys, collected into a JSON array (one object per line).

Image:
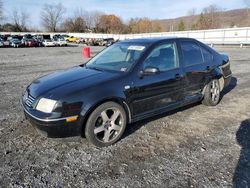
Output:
[
  {"xmin": 180, "ymin": 41, "xmax": 203, "ymax": 66},
  {"xmin": 143, "ymin": 42, "xmax": 179, "ymax": 71},
  {"xmin": 201, "ymin": 46, "xmax": 213, "ymax": 63}
]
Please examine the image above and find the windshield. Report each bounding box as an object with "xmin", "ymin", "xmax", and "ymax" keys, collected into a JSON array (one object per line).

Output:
[{"xmin": 86, "ymin": 43, "xmax": 146, "ymax": 72}]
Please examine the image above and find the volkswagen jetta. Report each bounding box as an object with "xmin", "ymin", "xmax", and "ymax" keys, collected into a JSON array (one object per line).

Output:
[{"xmin": 21, "ymin": 38, "xmax": 232, "ymax": 147}]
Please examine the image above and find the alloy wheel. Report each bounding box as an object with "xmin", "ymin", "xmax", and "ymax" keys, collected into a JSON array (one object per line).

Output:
[
  {"xmin": 94, "ymin": 108, "xmax": 124, "ymax": 143},
  {"xmin": 210, "ymin": 80, "xmax": 220, "ymax": 103}
]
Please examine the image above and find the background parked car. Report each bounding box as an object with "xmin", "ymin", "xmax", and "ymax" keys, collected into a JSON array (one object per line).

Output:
[
  {"xmin": 0, "ymin": 33, "xmax": 117, "ymax": 48},
  {"xmin": 0, "ymin": 38, "xmax": 4, "ymax": 47},
  {"xmin": 34, "ymin": 38, "xmax": 43, "ymax": 47},
  {"xmin": 23, "ymin": 34, "xmax": 32, "ymax": 40},
  {"xmin": 99, "ymin": 38, "xmax": 115, "ymax": 46},
  {"xmin": 2, "ymin": 39, "xmax": 10, "ymax": 47},
  {"xmin": 76, "ymin": 38, "xmax": 85, "ymax": 44},
  {"xmin": 26, "ymin": 39, "xmax": 38, "ymax": 47},
  {"xmin": 54, "ymin": 38, "xmax": 67, "ymax": 46},
  {"xmin": 61, "ymin": 34, "xmax": 70, "ymax": 40},
  {"xmin": 21, "ymin": 38, "xmax": 29, "ymax": 47},
  {"xmin": 85, "ymin": 38, "xmax": 100, "ymax": 46},
  {"xmin": 10, "ymin": 38, "xmax": 23, "ymax": 48},
  {"xmin": 7, "ymin": 36, "xmax": 16, "ymax": 42},
  {"xmin": 42, "ymin": 39, "xmax": 56, "ymax": 47},
  {"xmin": 0, "ymin": 35, "xmax": 8, "ymax": 41},
  {"xmin": 53, "ymin": 34, "xmax": 62, "ymax": 39},
  {"xmin": 106, "ymin": 39, "xmax": 116, "ymax": 47},
  {"xmin": 65, "ymin": 36, "xmax": 79, "ymax": 43},
  {"xmin": 33, "ymin": 35, "xmax": 44, "ymax": 47}
]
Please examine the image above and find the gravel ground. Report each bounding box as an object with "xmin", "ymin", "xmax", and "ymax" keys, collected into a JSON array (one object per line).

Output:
[{"xmin": 0, "ymin": 46, "xmax": 250, "ymax": 188}]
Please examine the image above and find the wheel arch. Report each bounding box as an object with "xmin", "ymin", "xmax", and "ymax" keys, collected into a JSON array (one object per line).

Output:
[
  {"xmin": 202, "ymin": 68, "xmax": 224, "ymax": 95},
  {"xmin": 212, "ymin": 67, "xmax": 225, "ymax": 91},
  {"xmin": 79, "ymin": 97, "xmax": 132, "ymax": 136}
]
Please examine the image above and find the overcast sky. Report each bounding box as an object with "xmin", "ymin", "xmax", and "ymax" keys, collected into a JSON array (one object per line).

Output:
[{"xmin": 2, "ymin": 0, "xmax": 247, "ymax": 28}]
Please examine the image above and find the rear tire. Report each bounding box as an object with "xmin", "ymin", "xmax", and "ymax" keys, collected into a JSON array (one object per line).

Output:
[
  {"xmin": 85, "ymin": 102, "xmax": 127, "ymax": 147},
  {"xmin": 202, "ymin": 79, "xmax": 221, "ymax": 106}
]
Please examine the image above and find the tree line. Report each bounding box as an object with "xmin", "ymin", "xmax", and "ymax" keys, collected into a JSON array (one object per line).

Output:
[
  {"xmin": 176, "ymin": 5, "xmax": 223, "ymax": 31},
  {"xmin": 0, "ymin": 2, "xmax": 162, "ymax": 33},
  {"xmin": 1, "ymin": 1, "xmax": 250, "ymax": 33},
  {"xmin": 173, "ymin": 1, "xmax": 250, "ymax": 31}
]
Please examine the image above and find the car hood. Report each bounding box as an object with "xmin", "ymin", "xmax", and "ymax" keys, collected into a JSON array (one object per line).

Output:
[
  {"xmin": 28, "ymin": 66, "xmax": 120, "ymax": 98},
  {"xmin": 12, "ymin": 41, "xmax": 21, "ymax": 44}
]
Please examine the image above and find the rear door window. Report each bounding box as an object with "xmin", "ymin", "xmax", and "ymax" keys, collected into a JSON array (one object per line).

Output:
[{"xmin": 180, "ymin": 41, "xmax": 203, "ymax": 66}]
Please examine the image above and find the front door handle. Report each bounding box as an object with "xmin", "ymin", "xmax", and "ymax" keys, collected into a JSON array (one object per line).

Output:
[{"xmin": 175, "ymin": 74, "xmax": 181, "ymax": 80}]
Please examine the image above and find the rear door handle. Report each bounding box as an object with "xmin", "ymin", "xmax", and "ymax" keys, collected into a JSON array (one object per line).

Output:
[
  {"xmin": 175, "ymin": 74, "xmax": 181, "ymax": 80},
  {"xmin": 206, "ymin": 66, "xmax": 211, "ymax": 71}
]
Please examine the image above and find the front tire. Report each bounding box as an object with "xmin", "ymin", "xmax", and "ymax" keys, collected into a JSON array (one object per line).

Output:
[
  {"xmin": 85, "ymin": 102, "xmax": 127, "ymax": 147},
  {"xmin": 202, "ymin": 79, "xmax": 221, "ymax": 106}
]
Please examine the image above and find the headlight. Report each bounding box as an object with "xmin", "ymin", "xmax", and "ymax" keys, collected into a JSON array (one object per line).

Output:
[{"xmin": 36, "ymin": 98, "xmax": 57, "ymax": 113}]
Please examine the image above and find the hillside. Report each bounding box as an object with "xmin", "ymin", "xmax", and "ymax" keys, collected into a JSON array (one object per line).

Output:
[{"xmin": 155, "ymin": 8, "xmax": 249, "ymax": 32}]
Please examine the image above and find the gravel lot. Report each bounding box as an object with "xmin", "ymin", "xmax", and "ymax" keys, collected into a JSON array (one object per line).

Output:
[{"xmin": 0, "ymin": 45, "xmax": 250, "ymax": 188}]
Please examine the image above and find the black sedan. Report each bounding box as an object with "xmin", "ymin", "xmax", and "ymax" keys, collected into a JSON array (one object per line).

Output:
[{"xmin": 21, "ymin": 37, "xmax": 232, "ymax": 147}]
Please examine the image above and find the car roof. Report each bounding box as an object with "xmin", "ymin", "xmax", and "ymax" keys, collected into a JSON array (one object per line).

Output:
[{"xmin": 120, "ymin": 37, "xmax": 194, "ymax": 45}]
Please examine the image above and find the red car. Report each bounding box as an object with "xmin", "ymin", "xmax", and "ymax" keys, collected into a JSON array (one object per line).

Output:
[{"xmin": 26, "ymin": 39, "xmax": 38, "ymax": 47}]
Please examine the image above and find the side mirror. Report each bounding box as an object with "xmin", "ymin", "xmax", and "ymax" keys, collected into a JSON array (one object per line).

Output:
[{"xmin": 141, "ymin": 67, "xmax": 160, "ymax": 76}]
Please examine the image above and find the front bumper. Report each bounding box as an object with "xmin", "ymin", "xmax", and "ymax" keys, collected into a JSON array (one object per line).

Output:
[
  {"xmin": 22, "ymin": 102, "xmax": 82, "ymax": 138},
  {"xmin": 44, "ymin": 43, "xmax": 55, "ymax": 47},
  {"xmin": 58, "ymin": 42, "xmax": 67, "ymax": 46}
]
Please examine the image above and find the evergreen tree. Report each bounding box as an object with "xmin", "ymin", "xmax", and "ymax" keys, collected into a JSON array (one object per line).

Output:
[{"xmin": 177, "ymin": 20, "xmax": 185, "ymax": 31}]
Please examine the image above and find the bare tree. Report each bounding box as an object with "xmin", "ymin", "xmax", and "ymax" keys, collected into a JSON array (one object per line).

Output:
[
  {"xmin": 62, "ymin": 11, "xmax": 86, "ymax": 33},
  {"xmin": 186, "ymin": 8, "xmax": 197, "ymax": 30},
  {"xmin": 40, "ymin": 3, "xmax": 66, "ymax": 32},
  {"xmin": 67, "ymin": 9, "xmax": 104, "ymax": 32},
  {"xmin": 63, "ymin": 17, "xmax": 85, "ymax": 32},
  {"xmin": 82, "ymin": 10, "xmax": 92, "ymax": 30},
  {"xmin": 200, "ymin": 4, "xmax": 222, "ymax": 29},
  {"xmin": 91, "ymin": 11, "xmax": 104, "ymax": 32},
  {"xmin": 11, "ymin": 8, "xmax": 29, "ymax": 31},
  {"xmin": 80, "ymin": 10, "xmax": 104, "ymax": 31},
  {"xmin": 74, "ymin": 9, "xmax": 92, "ymax": 29}
]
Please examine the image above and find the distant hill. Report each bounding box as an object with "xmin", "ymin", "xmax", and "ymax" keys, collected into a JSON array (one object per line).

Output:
[{"xmin": 155, "ymin": 8, "xmax": 249, "ymax": 32}]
